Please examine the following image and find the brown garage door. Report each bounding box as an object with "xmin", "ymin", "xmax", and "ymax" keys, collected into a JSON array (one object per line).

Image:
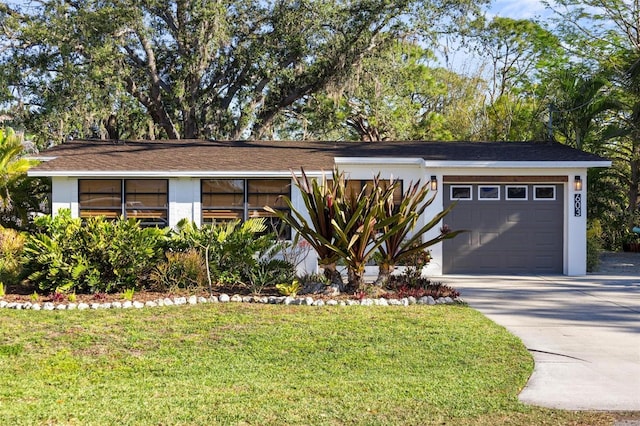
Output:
[{"xmin": 443, "ymin": 183, "xmax": 563, "ymax": 274}]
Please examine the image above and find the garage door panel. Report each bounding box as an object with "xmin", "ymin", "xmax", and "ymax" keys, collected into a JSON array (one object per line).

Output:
[{"xmin": 443, "ymin": 183, "xmax": 563, "ymax": 274}]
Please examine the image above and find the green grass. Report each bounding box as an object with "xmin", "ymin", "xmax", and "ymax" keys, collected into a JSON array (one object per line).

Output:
[{"xmin": 0, "ymin": 304, "xmax": 614, "ymax": 425}]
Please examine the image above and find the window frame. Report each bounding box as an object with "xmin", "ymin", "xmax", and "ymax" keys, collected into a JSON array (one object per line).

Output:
[
  {"xmin": 533, "ymin": 185, "xmax": 556, "ymax": 200},
  {"xmin": 78, "ymin": 179, "xmax": 168, "ymax": 227},
  {"xmin": 505, "ymin": 185, "xmax": 528, "ymax": 201},
  {"xmin": 201, "ymin": 178, "xmax": 292, "ymax": 239},
  {"xmin": 478, "ymin": 185, "xmax": 500, "ymax": 200},
  {"xmin": 450, "ymin": 185, "xmax": 472, "ymax": 200}
]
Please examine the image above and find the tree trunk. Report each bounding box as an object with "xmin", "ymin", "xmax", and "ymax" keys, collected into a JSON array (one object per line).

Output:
[
  {"xmin": 374, "ymin": 263, "xmax": 394, "ymax": 287},
  {"xmin": 346, "ymin": 266, "xmax": 365, "ymax": 293},
  {"xmin": 321, "ymin": 262, "xmax": 344, "ymax": 290}
]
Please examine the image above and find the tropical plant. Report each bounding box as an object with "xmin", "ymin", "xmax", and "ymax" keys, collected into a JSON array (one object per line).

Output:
[
  {"xmin": 22, "ymin": 210, "xmax": 167, "ymax": 294},
  {"xmin": 326, "ymin": 174, "xmax": 400, "ymax": 291},
  {"xmin": 375, "ymin": 180, "xmax": 465, "ymax": 286},
  {"xmin": 171, "ymin": 218, "xmax": 279, "ymax": 291},
  {"xmin": 265, "ymin": 169, "xmax": 343, "ymax": 286},
  {"xmin": 0, "ymin": 128, "xmax": 37, "ymax": 212},
  {"xmin": 150, "ymin": 249, "xmax": 208, "ymax": 293},
  {"xmin": 0, "ymin": 225, "xmax": 25, "ymax": 286},
  {"xmin": 276, "ymin": 279, "xmax": 302, "ymax": 297}
]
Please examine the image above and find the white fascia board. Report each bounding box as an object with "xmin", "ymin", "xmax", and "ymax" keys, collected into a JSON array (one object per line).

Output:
[
  {"xmin": 334, "ymin": 157, "xmax": 424, "ymax": 166},
  {"xmin": 424, "ymin": 160, "xmax": 611, "ymax": 169},
  {"xmin": 28, "ymin": 170, "xmax": 324, "ymax": 178}
]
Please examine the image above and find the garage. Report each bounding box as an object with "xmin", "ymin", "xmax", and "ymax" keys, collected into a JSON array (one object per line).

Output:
[{"xmin": 442, "ymin": 181, "xmax": 564, "ymax": 274}]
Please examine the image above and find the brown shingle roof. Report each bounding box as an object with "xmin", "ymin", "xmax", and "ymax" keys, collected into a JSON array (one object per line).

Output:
[{"xmin": 30, "ymin": 139, "xmax": 609, "ymax": 175}]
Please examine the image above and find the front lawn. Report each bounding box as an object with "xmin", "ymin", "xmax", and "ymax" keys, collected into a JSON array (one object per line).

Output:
[{"xmin": 0, "ymin": 304, "xmax": 614, "ymax": 425}]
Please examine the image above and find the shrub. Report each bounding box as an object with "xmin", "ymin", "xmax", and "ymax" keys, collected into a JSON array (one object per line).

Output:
[
  {"xmin": 22, "ymin": 210, "xmax": 167, "ymax": 294},
  {"xmin": 587, "ymin": 219, "xmax": 603, "ymax": 272},
  {"xmin": 170, "ymin": 218, "xmax": 285, "ymax": 290},
  {"xmin": 150, "ymin": 249, "xmax": 208, "ymax": 292},
  {"xmin": 0, "ymin": 225, "xmax": 25, "ymax": 286}
]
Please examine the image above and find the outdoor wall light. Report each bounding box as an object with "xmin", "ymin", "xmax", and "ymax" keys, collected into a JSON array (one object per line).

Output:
[
  {"xmin": 574, "ymin": 175, "xmax": 582, "ymax": 191},
  {"xmin": 430, "ymin": 175, "xmax": 438, "ymax": 191}
]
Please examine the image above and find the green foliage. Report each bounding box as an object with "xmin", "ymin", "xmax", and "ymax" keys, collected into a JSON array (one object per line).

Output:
[
  {"xmin": 265, "ymin": 170, "xmax": 342, "ymax": 284},
  {"xmin": 150, "ymin": 249, "xmax": 208, "ymax": 293},
  {"xmin": 587, "ymin": 220, "xmax": 603, "ymax": 272},
  {"xmin": 0, "ymin": 1, "xmax": 485, "ymax": 142},
  {"xmin": 276, "ymin": 279, "xmax": 302, "ymax": 297},
  {"xmin": 376, "ymin": 180, "xmax": 465, "ymax": 285},
  {"xmin": 0, "ymin": 225, "xmax": 25, "ymax": 286},
  {"xmin": 170, "ymin": 218, "xmax": 291, "ymax": 292},
  {"xmin": 22, "ymin": 210, "xmax": 167, "ymax": 294},
  {"xmin": 0, "ymin": 128, "xmax": 43, "ymax": 230},
  {"xmin": 122, "ymin": 288, "xmax": 135, "ymax": 301}
]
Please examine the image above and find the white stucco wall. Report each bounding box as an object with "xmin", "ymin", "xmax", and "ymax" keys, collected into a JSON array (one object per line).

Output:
[
  {"xmin": 51, "ymin": 176, "xmax": 78, "ymax": 218},
  {"xmin": 46, "ymin": 164, "xmax": 591, "ymax": 277}
]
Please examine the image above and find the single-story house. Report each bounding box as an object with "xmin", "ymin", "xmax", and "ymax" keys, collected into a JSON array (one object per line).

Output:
[{"xmin": 29, "ymin": 139, "xmax": 610, "ymax": 276}]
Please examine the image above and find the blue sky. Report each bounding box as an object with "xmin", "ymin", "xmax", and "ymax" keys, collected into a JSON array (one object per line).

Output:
[{"xmin": 489, "ymin": 0, "xmax": 549, "ymax": 19}]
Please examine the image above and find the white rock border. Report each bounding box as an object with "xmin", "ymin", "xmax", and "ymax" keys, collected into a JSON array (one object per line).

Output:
[{"xmin": 0, "ymin": 294, "xmax": 462, "ymax": 311}]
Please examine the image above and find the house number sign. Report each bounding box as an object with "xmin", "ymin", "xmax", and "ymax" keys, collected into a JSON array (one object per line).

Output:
[{"xmin": 574, "ymin": 194, "xmax": 582, "ymax": 217}]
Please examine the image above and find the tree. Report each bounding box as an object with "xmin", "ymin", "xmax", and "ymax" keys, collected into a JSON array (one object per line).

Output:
[
  {"xmin": 470, "ymin": 17, "xmax": 564, "ymax": 141},
  {"xmin": 0, "ymin": 128, "xmax": 36, "ymax": 209},
  {"xmin": 548, "ymin": 0, "xmax": 640, "ymax": 235},
  {"xmin": 0, "ymin": 0, "xmax": 486, "ymax": 144}
]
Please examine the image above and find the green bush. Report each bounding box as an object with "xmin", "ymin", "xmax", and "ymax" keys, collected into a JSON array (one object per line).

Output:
[
  {"xmin": 150, "ymin": 249, "xmax": 208, "ymax": 292},
  {"xmin": 586, "ymin": 219, "xmax": 603, "ymax": 272},
  {"xmin": 0, "ymin": 225, "xmax": 25, "ymax": 286},
  {"xmin": 170, "ymin": 218, "xmax": 289, "ymax": 290},
  {"xmin": 22, "ymin": 210, "xmax": 167, "ymax": 294}
]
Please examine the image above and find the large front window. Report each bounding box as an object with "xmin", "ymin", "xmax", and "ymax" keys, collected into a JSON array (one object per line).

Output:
[
  {"xmin": 202, "ymin": 179, "xmax": 291, "ymax": 237},
  {"xmin": 79, "ymin": 179, "xmax": 168, "ymax": 226}
]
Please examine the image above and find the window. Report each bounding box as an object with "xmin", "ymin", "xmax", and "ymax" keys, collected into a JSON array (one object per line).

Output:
[
  {"xmin": 201, "ymin": 179, "xmax": 244, "ymax": 222},
  {"xmin": 534, "ymin": 186, "xmax": 556, "ymax": 200},
  {"xmin": 79, "ymin": 179, "xmax": 168, "ymax": 226},
  {"xmin": 345, "ymin": 179, "xmax": 403, "ymax": 206},
  {"xmin": 506, "ymin": 186, "xmax": 528, "ymax": 200},
  {"xmin": 478, "ymin": 185, "xmax": 500, "ymax": 200},
  {"xmin": 450, "ymin": 185, "xmax": 472, "ymax": 200},
  {"xmin": 201, "ymin": 179, "xmax": 291, "ymax": 238}
]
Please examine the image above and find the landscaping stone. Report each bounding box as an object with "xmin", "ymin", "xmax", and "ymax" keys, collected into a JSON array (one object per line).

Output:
[
  {"xmin": 242, "ymin": 296, "xmax": 252, "ymax": 303},
  {"xmin": 346, "ymin": 300, "xmax": 359, "ymax": 306},
  {"xmin": 388, "ymin": 299, "xmax": 401, "ymax": 306},
  {"xmin": 427, "ymin": 296, "xmax": 436, "ymax": 305},
  {"xmin": 133, "ymin": 301, "xmax": 144, "ymax": 309},
  {"xmin": 208, "ymin": 296, "xmax": 219, "ymax": 303},
  {"xmin": 230, "ymin": 294, "xmax": 242, "ymax": 303},
  {"xmin": 77, "ymin": 303, "xmax": 89, "ymax": 310},
  {"xmin": 188, "ymin": 295, "xmax": 198, "ymax": 305},
  {"xmin": 163, "ymin": 298, "xmax": 174, "ymax": 306},
  {"xmin": 283, "ymin": 296, "xmax": 294, "ymax": 305},
  {"xmin": 101, "ymin": 303, "xmax": 112, "ymax": 309},
  {"xmin": 304, "ymin": 297, "xmax": 314, "ymax": 306},
  {"xmin": 0, "ymin": 301, "xmax": 6, "ymax": 308},
  {"xmin": 43, "ymin": 302, "xmax": 55, "ymax": 311},
  {"xmin": 67, "ymin": 303, "xmax": 77, "ymax": 310},
  {"xmin": 401, "ymin": 298, "xmax": 410, "ymax": 307},
  {"xmin": 31, "ymin": 303, "xmax": 41, "ymax": 310},
  {"xmin": 219, "ymin": 293, "xmax": 230, "ymax": 303},
  {"xmin": 174, "ymin": 297, "xmax": 187, "ymax": 305},
  {"xmin": 112, "ymin": 301, "xmax": 122, "ymax": 309},
  {"xmin": 444, "ymin": 297, "xmax": 454, "ymax": 304},
  {"xmin": 198, "ymin": 296, "xmax": 207, "ymax": 304},
  {"xmin": 145, "ymin": 301, "xmax": 158, "ymax": 308},
  {"xmin": 313, "ymin": 299, "xmax": 325, "ymax": 306},
  {"xmin": 326, "ymin": 299, "xmax": 338, "ymax": 306},
  {"xmin": 408, "ymin": 296, "xmax": 417, "ymax": 305},
  {"xmin": 435, "ymin": 297, "xmax": 445, "ymax": 305},
  {"xmin": 360, "ymin": 298, "xmax": 374, "ymax": 306},
  {"xmin": 377, "ymin": 298, "xmax": 389, "ymax": 306},
  {"xmin": 122, "ymin": 301, "xmax": 133, "ymax": 309},
  {"xmin": 56, "ymin": 304, "xmax": 67, "ymax": 310}
]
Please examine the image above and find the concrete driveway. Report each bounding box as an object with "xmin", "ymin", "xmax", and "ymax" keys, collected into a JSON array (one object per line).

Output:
[{"xmin": 444, "ymin": 274, "xmax": 640, "ymax": 411}]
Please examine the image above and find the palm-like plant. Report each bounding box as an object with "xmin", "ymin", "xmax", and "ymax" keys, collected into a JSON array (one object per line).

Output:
[
  {"xmin": 327, "ymin": 174, "xmax": 399, "ymax": 291},
  {"xmin": 0, "ymin": 128, "xmax": 36, "ymax": 210},
  {"xmin": 265, "ymin": 169, "xmax": 343, "ymax": 286},
  {"xmin": 375, "ymin": 180, "xmax": 465, "ymax": 286}
]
